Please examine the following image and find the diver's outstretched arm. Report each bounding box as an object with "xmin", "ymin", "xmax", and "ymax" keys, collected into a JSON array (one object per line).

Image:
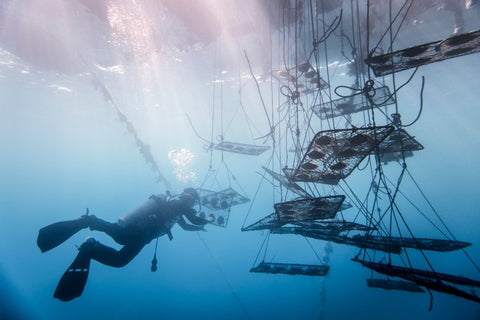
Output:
[
  {"xmin": 184, "ymin": 209, "xmax": 210, "ymax": 225},
  {"xmin": 177, "ymin": 216, "xmax": 204, "ymax": 231}
]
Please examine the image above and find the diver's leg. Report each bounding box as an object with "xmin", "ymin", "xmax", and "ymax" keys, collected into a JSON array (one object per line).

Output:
[
  {"xmin": 86, "ymin": 216, "xmax": 127, "ymax": 245},
  {"xmin": 79, "ymin": 238, "xmax": 144, "ymax": 268}
]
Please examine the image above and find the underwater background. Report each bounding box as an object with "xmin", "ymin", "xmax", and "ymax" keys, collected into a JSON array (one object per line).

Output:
[{"xmin": 1, "ymin": 1, "xmax": 480, "ymax": 319}]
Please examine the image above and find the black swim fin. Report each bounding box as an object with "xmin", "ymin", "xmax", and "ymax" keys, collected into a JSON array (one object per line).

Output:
[
  {"xmin": 37, "ymin": 216, "xmax": 88, "ymax": 253},
  {"xmin": 54, "ymin": 249, "xmax": 91, "ymax": 301}
]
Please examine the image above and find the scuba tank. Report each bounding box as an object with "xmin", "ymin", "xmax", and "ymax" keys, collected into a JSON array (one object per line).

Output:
[{"xmin": 117, "ymin": 194, "xmax": 175, "ymax": 240}]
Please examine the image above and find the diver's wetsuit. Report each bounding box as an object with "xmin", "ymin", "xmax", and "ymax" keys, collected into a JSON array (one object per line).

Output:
[{"xmin": 81, "ymin": 194, "xmax": 208, "ymax": 268}]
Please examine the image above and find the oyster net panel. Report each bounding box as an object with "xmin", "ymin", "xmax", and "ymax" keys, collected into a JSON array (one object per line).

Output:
[
  {"xmin": 270, "ymin": 229, "xmax": 402, "ymax": 253},
  {"xmin": 273, "ymin": 195, "xmax": 345, "ymax": 223},
  {"xmin": 366, "ymin": 279, "xmax": 425, "ymax": 292},
  {"xmin": 197, "ymin": 188, "xmax": 249, "ymax": 227},
  {"xmin": 250, "ymin": 261, "xmax": 329, "ymax": 276},
  {"xmin": 311, "ymin": 86, "xmax": 395, "ymax": 120},
  {"xmin": 198, "ymin": 187, "xmax": 249, "ymax": 210},
  {"xmin": 377, "ymin": 129, "xmax": 423, "ymax": 154},
  {"xmin": 242, "ymin": 212, "xmax": 281, "ymax": 231},
  {"xmin": 198, "ymin": 208, "xmax": 229, "ymax": 227},
  {"xmin": 284, "ymin": 126, "xmax": 394, "ymax": 184},
  {"xmin": 272, "ymin": 62, "xmax": 329, "ymax": 95},
  {"xmin": 263, "ymin": 166, "xmax": 310, "ymax": 198},
  {"xmin": 377, "ymin": 129, "xmax": 423, "ymax": 164},
  {"xmin": 213, "ymin": 141, "xmax": 270, "ymax": 155},
  {"xmin": 366, "ymin": 29, "xmax": 480, "ymax": 76},
  {"xmin": 218, "ymin": 187, "xmax": 250, "ymax": 206},
  {"xmin": 294, "ymin": 221, "xmax": 374, "ymax": 234}
]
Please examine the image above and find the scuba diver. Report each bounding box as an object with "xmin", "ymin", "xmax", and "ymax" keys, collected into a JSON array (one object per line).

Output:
[{"xmin": 37, "ymin": 188, "xmax": 212, "ymax": 301}]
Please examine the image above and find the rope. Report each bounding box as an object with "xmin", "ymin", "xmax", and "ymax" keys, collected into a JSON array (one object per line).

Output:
[
  {"xmin": 369, "ymin": 0, "xmax": 413, "ymax": 56},
  {"xmin": 405, "ymin": 168, "xmax": 480, "ymax": 273},
  {"xmin": 185, "ymin": 113, "xmax": 211, "ymax": 145},
  {"xmin": 252, "ymin": 232, "xmax": 271, "ymax": 268},
  {"xmin": 334, "ymin": 79, "xmax": 376, "ymax": 99},
  {"xmin": 333, "ymin": 67, "xmax": 418, "ymax": 110},
  {"xmin": 241, "ymin": 156, "xmax": 273, "ymax": 229},
  {"xmin": 244, "ymin": 50, "xmax": 274, "ymax": 141},
  {"xmin": 402, "ymin": 76, "xmax": 425, "ymax": 127},
  {"xmin": 427, "ymin": 288, "xmax": 434, "ymax": 311},
  {"xmin": 304, "ymin": 237, "xmax": 323, "ymax": 263},
  {"xmin": 383, "ymin": 171, "xmax": 450, "ymax": 239},
  {"xmin": 388, "ymin": 0, "xmax": 415, "ymax": 54},
  {"xmin": 196, "ymin": 232, "xmax": 251, "ymax": 319}
]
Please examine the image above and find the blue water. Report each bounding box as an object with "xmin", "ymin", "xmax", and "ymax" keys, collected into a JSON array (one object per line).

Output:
[{"xmin": 1, "ymin": 1, "xmax": 480, "ymax": 319}]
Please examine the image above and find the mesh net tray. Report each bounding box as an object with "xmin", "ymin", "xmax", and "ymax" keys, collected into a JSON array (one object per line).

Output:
[
  {"xmin": 272, "ymin": 62, "xmax": 329, "ymax": 95},
  {"xmin": 274, "ymin": 195, "xmax": 345, "ymax": 223},
  {"xmin": 376, "ymin": 128, "xmax": 423, "ymax": 163},
  {"xmin": 366, "ymin": 278, "xmax": 425, "ymax": 292},
  {"xmin": 250, "ymin": 261, "xmax": 329, "ymax": 276},
  {"xmin": 197, "ymin": 188, "xmax": 249, "ymax": 227},
  {"xmin": 263, "ymin": 166, "xmax": 310, "ymax": 198},
  {"xmin": 366, "ymin": 29, "xmax": 480, "ymax": 76},
  {"xmin": 213, "ymin": 141, "xmax": 270, "ymax": 155},
  {"xmin": 242, "ymin": 195, "xmax": 345, "ymax": 231},
  {"xmin": 312, "ymin": 86, "xmax": 395, "ymax": 119},
  {"xmin": 241, "ymin": 212, "xmax": 281, "ymax": 231},
  {"xmin": 284, "ymin": 126, "xmax": 394, "ymax": 184}
]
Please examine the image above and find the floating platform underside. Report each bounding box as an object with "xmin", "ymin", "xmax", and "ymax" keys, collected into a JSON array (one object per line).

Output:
[
  {"xmin": 284, "ymin": 126, "xmax": 394, "ymax": 184},
  {"xmin": 250, "ymin": 261, "xmax": 329, "ymax": 276},
  {"xmin": 365, "ymin": 29, "xmax": 480, "ymax": 76},
  {"xmin": 311, "ymin": 86, "xmax": 395, "ymax": 120},
  {"xmin": 213, "ymin": 141, "xmax": 270, "ymax": 155},
  {"xmin": 367, "ymin": 278, "xmax": 425, "ymax": 293}
]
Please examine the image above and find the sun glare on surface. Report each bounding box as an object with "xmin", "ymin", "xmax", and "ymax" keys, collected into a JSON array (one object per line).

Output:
[{"xmin": 107, "ymin": 0, "xmax": 160, "ymax": 65}]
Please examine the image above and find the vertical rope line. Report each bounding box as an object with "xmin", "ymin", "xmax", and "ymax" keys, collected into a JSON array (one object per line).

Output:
[
  {"xmin": 304, "ymin": 236, "xmax": 323, "ymax": 263},
  {"xmin": 389, "ymin": 0, "xmax": 400, "ymax": 115},
  {"xmin": 209, "ymin": 45, "xmax": 217, "ymax": 170},
  {"xmin": 196, "ymin": 232, "xmax": 251, "ymax": 319}
]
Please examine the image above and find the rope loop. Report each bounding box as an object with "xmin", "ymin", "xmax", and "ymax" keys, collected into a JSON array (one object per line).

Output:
[
  {"xmin": 391, "ymin": 113, "xmax": 401, "ymax": 126},
  {"xmin": 280, "ymin": 85, "xmax": 300, "ymax": 104},
  {"xmin": 363, "ymin": 79, "xmax": 376, "ymax": 98}
]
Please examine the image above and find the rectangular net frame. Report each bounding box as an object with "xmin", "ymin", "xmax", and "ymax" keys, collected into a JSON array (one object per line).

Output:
[
  {"xmin": 250, "ymin": 261, "xmax": 329, "ymax": 276},
  {"xmin": 365, "ymin": 29, "xmax": 480, "ymax": 76},
  {"xmin": 272, "ymin": 62, "xmax": 329, "ymax": 95},
  {"xmin": 213, "ymin": 141, "xmax": 270, "ymax": 155},
  {"xmin": 197, "ymin": 188, "xmax": 249, "ymax": 227},
  {"xmin": 284, "ymin": 126, "xmax": 394, "ymax": 184},
  {"xmin": 311, "ymin": 86, "xmax": 395, "ymax": 120}
]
